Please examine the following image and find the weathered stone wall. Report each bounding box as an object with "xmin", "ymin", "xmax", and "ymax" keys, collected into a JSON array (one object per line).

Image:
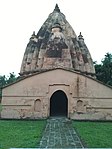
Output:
[
  {"xmin": 20, "ymin": 5, "xmax": 95, "ymax": 76},
  {"xmin": 1, "ymin": 69, "xmax": 112, "ymax": 120}
]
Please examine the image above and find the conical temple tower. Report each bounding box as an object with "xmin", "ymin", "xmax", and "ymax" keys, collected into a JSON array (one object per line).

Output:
[{"xmin": 20, "ymin": 4, "xmax": 95, "ymax": 76}]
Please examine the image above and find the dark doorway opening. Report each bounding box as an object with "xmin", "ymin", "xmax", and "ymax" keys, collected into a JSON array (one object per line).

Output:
[{"xmin": 50, "ymin": 90, "xmax": 68, "ymax": 117}]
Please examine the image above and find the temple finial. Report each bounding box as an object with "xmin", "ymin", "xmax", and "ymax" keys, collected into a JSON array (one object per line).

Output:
[
  {"xmin": 78, "ymin": 32, "xmax": 84, "ymax": 40},
  {"xmin": 30, "ymin": 31, "xmax": 37, "ymax": 41},
  {"xmin": 54, "ymin": 4, "xmax": 60, "ymax": 12},
  {"xmin": 32, "ymin": 31, "xmax": 35, "ymax": 36}
]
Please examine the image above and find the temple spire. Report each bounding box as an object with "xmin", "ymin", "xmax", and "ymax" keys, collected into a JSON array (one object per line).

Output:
[
  {"xmin": 20, "ymin": 4, "xmax": 95, "ymax": 76},
  {"xmin": 54, "ymin": 4, "xmax": 60, "ymax": 12}
]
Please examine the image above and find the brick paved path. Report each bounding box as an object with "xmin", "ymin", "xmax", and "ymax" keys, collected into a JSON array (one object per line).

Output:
[{"xmin": 39, "ymin": 117, "xmax": 84, "ymax": 148}]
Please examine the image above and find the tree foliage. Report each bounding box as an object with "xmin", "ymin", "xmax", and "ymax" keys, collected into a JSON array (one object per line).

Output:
[
  {"xmin": 6, "ymin": 72, "xmax": 17, "ymax": 84},
  {"xmin": 94, "ymin": 53, "xmax": 112, "ymax": 86},
  {"xmin": 0, "ymin": 72, "xmax": 17, "ymax": 98}
]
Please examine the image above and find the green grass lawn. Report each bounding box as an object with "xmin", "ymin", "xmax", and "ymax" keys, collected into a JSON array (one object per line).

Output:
[
  {"xmin": 73, "ymin": 121, "xmax": 112, "ymax": 148},
  {"xmin": 0, "ymin": 120, "xmax": 46, "ymax": 149}
]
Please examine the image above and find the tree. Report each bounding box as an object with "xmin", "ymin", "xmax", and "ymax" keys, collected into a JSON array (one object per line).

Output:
[
  {"xmin": 6, "ymin": 72, "xmax": 17, "ymax": 84},
  {"xmin": 94, "ymin": 53, "xmax": 112, "ymax": 86},
  {"xmin": 0, "ymin": 72, "xmax": 18, "ymax": 99},
  {"xmin": 0, "ymin": 75, "xmax": 7, "ymax": 87},
  {"xmin": 0, "ymin": 75, "xmax": 7, "ymax": 98}
]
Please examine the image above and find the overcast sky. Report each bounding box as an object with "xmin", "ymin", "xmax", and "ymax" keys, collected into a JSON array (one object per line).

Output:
[{"xmin": 0, "ymin": 0, "xmax": 112, "ymax": 76}]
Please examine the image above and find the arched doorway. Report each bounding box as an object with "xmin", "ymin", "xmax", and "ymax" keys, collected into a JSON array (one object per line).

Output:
[{"xmin": 50, "ymin": 90, "xmax": 68, "ymax": 117}]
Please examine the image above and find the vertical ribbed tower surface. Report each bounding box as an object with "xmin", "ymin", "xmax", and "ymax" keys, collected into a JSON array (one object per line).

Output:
[{"xmin": 20, "ymin": 4, "xmax": 95, "ymax": 76}]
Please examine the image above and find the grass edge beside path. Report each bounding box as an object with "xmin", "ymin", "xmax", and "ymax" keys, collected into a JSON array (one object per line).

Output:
[
  {"xmin": 72, "ymin": 121, "xmax": 112, "ymax": 148},
  {"xmin": 0, "ymin": 120, "xmax": 46, "ymax": 149}
]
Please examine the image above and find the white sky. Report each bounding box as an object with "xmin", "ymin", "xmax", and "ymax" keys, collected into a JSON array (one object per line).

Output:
[{"xmin": 0, "ymin": 0, "xmax": 112, "ymax": 76}]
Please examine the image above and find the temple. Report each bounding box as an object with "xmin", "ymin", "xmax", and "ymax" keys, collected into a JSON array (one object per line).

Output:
[
  {"xmin": 1, "ymin": 4, "xmax": 112, "ymax": 120},
  {"xmin": 20, "ymin": 4, "xmax": 95, "ymax": 77}
]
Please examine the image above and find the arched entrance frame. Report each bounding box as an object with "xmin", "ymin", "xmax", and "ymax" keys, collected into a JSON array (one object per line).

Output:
[
  {"xmin": 50, "ymin": 90, "xmax": 68, "ymax": 117},
  {"xmin": 48, "ymin": 84, "xmax": 71, "ymax": 118}
]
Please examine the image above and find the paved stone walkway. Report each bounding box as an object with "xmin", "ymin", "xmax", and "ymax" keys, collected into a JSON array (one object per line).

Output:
[{"xmin": 39, "ymin": 117, "xmax": 84, "ymax": 148}]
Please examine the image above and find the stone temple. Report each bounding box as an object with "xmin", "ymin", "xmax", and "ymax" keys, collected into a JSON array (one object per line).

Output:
[{"xmin": 1, "ymin": 4, "xmax": 112, "ymax": 120}]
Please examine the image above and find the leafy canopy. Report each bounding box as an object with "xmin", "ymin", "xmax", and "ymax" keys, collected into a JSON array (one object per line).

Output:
[
  {"xmin": 94, "ymin": 53, "xmax": 112, "ymax": 86},
  {"xmin": 0, "ymin": 72, "xmax": 18, "ymax": 98}
]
